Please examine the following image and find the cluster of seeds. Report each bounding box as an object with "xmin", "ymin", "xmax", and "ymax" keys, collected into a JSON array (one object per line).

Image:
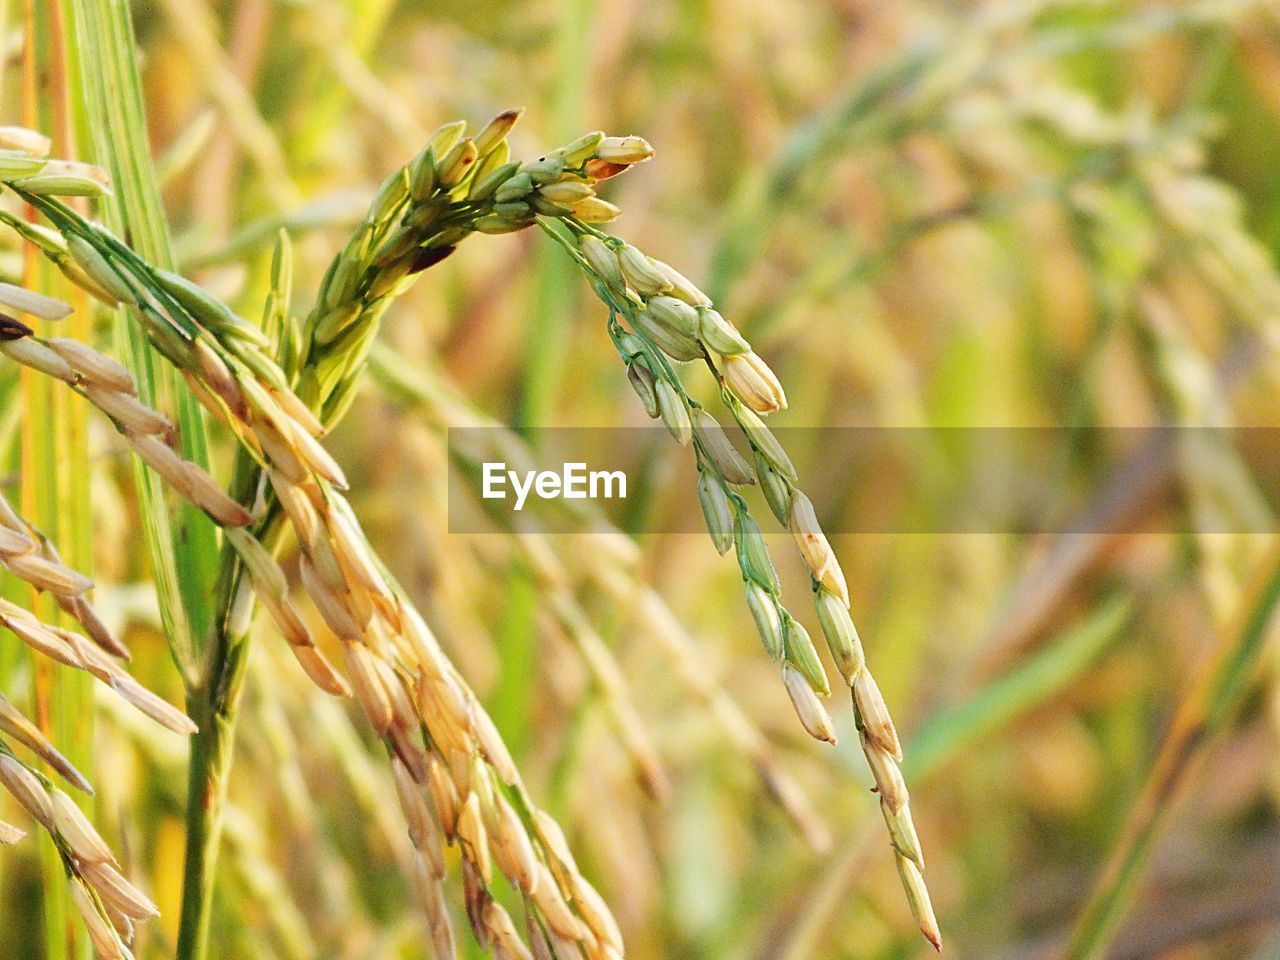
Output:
[
  {"xmin": 223, "ymin": 476, "xmax": 628, "ymax": 959},
  {"xmin": 0, "ymin": 480, "xmax": 124, "ymax": 660},
  {"xmin": 0, "ymin": 286, "xmax": 206, "ymax": 957},
  {"xmin": 0, "ymin": 112, "xmax": 939, "ymax": 953},
  {"xmin": 0, "ymin": 590, "xmax": 193, "ymax": 735},
  {"xmin": 470, "ymin": 132, "xmax": 653, "ymax": 232},
  {"xmin": 297, "ymin": 110, "xmax": 654, "ymax": 428},
  {"xmin": 373, "ymin": 347, "xmax": 830, "ymax": 845},
  {"xmin": 0, "ymin": 692, "xmax": 91, "ymax": 793},
  {"xmin": 0, "ymin": 302, "xmax": 251, "ymax": 529},
  {"xmin": 0, "ymin": 740, "xmax": 157, "ymax": 959},
  {"xmin": 543, "ymin": 222, "xmax": 940, "ymax": 948},
  {"xmin": 0, "ymin": 305, "xmax": 201, "ymax": 736},
  {"xmin": 2, "ymin": 134, "xmax": 633, "ymax": 959}
]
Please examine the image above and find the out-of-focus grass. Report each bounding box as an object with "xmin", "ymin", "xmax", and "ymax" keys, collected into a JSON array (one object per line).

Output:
[
  {"xmin": 2, "ymin": 1, "xmax": 1280, "ymax": 959},
  {"xmin": 20, "ymin": 5, "xmax": 91, "ymax": 956}
]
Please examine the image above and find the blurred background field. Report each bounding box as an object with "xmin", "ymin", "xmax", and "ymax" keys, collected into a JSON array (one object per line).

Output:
[{"xmin": 4, "ymin": 0, "xmax": 1280, "ymax": 958}]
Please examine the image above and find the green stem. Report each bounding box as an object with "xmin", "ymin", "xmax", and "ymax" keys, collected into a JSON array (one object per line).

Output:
[
  {"xmin": 175, "ymin": 436, "xmax": 286, "ymax": 960},
  {"xmin": 1064, "ymin": 542, "xmax": 1280, "ymax": 960},
  {"xmin": 175, "ymin": 549, "xmax": 253, "ymax": 960}
]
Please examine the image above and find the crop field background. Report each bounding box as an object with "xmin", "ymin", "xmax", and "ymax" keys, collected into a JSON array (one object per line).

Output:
[{"xmin": 1, "ymin": 1, "xmax": 1280, "ymax": 959}]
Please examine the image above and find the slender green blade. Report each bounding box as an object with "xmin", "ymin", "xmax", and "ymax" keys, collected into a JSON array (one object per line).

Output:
[
  {"xmin": 907, "ymin": 594, "xmax": 1132, "ymax": 781},
  {"xmin": 1066, "ymin": 546, "xmax": 1280, "ymax": 960},
  {"xmin": 63, "ymin": 0, "xmax": 220, "ymax": 675}
]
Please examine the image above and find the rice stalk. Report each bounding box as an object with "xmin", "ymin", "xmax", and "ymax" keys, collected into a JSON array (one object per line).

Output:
[
  {"xmin": 0, "ymin": 123, "xmax": 650, "ymax": 958},
  {"xmin": 539, "ymin": 218, "xmax": 940, "ymax": 947},
  {"xmin": 0, "ymin": 312, "xmax": 251, "ymax": 531},
  {"xmin": 0, "ymin": 692, "xmax": 171, "ymax": 959},
  {"xmin": 0, "ymin": 554, "xmax": 197, "ymax": 735},
  {"xmin": 0, "ymin": 767, "xmax": 152, "ymax": 960},
  {"xmin": 0, "ymin": 470, "xmax": 125, "ymax": 659},
  {"xmin": 0, "ymin": 100, "xmax": 948, "ymax": 953},
  {"xmin": 294, "ymin": 112, "xmax": 652, "ymax": 428},
  {"xmin": 777, "ymin": 597, "xmax": 1132, "ymax": 960},
  {"xmin": 0, "ymin": 689, "xmax": 90, "ymax": 792},
  {"xmin": 97, "ymin": 676, "xmax": 346, "ymax": 960},
  {"xmin": 370, "ymin": 343, "xmax": 832, "ymax": 849}
]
